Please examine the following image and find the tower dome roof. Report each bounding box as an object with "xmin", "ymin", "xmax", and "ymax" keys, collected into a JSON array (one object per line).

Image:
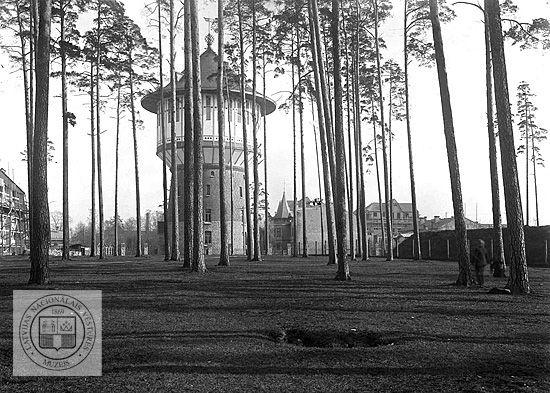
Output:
[{"xmin": 141, "ymin": 47, "xmax": 276, "ymax": 115}]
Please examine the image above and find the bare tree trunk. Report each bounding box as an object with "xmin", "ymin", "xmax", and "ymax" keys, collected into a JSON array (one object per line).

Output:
[
  {"xmin": 226, "ymin": 74, "xmax": 234, "ymax": 255},
  {"xmin": 355, "ymin": 72, "xmax": 367, "ymax": 261},
  {"xmin": 296, "ymin": 28, "xmax": 307, "ymax": 259},
  {"xmin": 28, "ymin": 1, "xmax": 35, "ymax": 251},
  {"xmin": 312, "ymin": 0, "xmax": 337, "ymax": 213},
  {"xmin": 532, "ymin": 133, "xmax": 539, "ymax": 227},
  {"xmin": 158, "ymin": 0, "xmax": 170, "ymax": 261},
  {"xmin": 217, "ymin": 0, "xmax": 229, "ymax": 266},
  {"xmin": 60, "ymin": 0, "xmax": 69, "ymax": 260},
  {"xmin": 343, "ymin": 16, "xmax": 354, "ymax": 260},
  {"xmin": 251, "ymin": 0, "xmax": 261, "ymax": 261},
  {"xmin": 191, "ymin": 0, "xmax": 206, "ymax": 272},
  {"xmin": 128, "ymin": 50, "xmax": 142, "ymax": 257},
  {"xmin": 308, "ymin": 0, "xmax": 336, "ymax": 265},
  {"xmin": 483, "ymin": 14, "xmax": 505, "ymax": 276},
  {"xmin": 403, "ymin": 1, "xmax": 421, "ymax": 260},
  {"xmin": 429, "ymin": 0, "xmax": 470, "ymax": 285},
  {"xmin": 322, "ymin": 24, "xmax": 334, "ymax": 128},
  {"xmin": 311, "ymin": 99, "xmax": 324, "ymax": 254},
  {"xmin": 291, "ymin": 35, "xmax": 297, "ymax": 258},
  {"xmin": 114, "ymin": 79, "xmax": 121, "ymax": 257},
  {"xmin": 486, "ymin": 0, "xmax": 528, "ymax": 294},
  {"xmin": 262, "ymin": 52, "xmax": 269, "ymax": 255},
  {"xmin": 526, "ymin": 106, "xmax": 539, "ymax": 226},
  {"xmin": 352, "ymin": 64, "xmax": 363, "ymax": 258},
  {"xmin": 96, "ymin": 0, "xmax": 104, "ymax": 259},
  {"xmin": 169, "ymin": 0, "xmax": 179, "ymax": 261},
  {"xmin": 354, "ymin": 0, "xmax": 367, "ymax": 260},
  {"xmin": 523, "ymin": 94, "xmax": 529, "ymax": 226},
  {"xmin": 331, "ymin": 0, "xmax": 350, "ymax": 280},
  {"xmin": 16, "ymin": 2, "xmax": 34, "ymax": 254},
  {"xmin": 372, "ymin": 98, "xmax": 385, "ymax": 255},
  {"xmin": 237, "ymin": 0, "xmax": 252, "ymax": 259},
  {"xmin": 374, "ymin": 0, "xmax": 392, "ymax": 261},
  {"xmin": 29, "ymin": 0, "xmax": 52, "ymax": 285},
  {"xmin": 388, "ymin": 80, "xmax": 394, "ymax": 255},
  {"xmin": 183, "ymin": 0, "xmax": 194, "ymax": 267},
  {"xmin": 89, "ymin": 60, "xmax": 96, "ymax": 257}
]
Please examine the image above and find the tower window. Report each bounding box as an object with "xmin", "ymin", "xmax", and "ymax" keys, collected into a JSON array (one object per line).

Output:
[
  {"xmin": 239, "ymin": 186, "xmax": 243, "ymax": 198},
  {"xmin": 210, "ymin": 170, "xmax": 215, "ymax": 178},
  {"xmin": 206, "ymin": 184, "xmax": 211, "ymax": 196},
  {"xmin": 205, "ymin": 230, "xmax": 212, "ymax": 244},
  {"xmin": 176, "ymin": 98, "xmax": 182, "ymax": 122},
  {"xmin": 205, "ymin": 96, "xmax": 212, "ymax": 120},
  {"xmin": 205, "ymin": 209, "xmax": 212, "ymax": 223}
]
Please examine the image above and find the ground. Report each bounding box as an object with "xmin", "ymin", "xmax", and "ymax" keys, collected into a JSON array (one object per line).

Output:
[{"xmin": 0, "ymin": 256, "xmax": 549, "ymax": 392}]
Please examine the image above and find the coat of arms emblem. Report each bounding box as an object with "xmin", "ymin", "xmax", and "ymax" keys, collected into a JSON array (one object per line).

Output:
[{"xmin": 38, "ymin": 316, "xmax": 76, "ymax": 350}]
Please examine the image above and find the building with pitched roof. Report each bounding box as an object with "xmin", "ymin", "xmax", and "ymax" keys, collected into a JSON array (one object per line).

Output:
[{"xmin": 270, "ymin": 191, "xmax": 294, "ymax": 255}]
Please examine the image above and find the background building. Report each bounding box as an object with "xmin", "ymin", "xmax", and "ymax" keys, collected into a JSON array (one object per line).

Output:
[
  {"xmin": 269, "ymin": 192, "xmax": 293, "ymax": 255},
  {"xmin": 0, "ymin": 169, "xmax": 28, "ymax": 255},
  {"xmin": 418, "ymin": 215, "xmax": 491, "ymax": 231},
  {"xmin": 142, "ymin": 39, "xmax": 276, "ymax": 255}
]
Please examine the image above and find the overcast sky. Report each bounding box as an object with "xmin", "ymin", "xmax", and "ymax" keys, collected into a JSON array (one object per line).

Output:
[{"xmin": 0, "ymin": 0, "xmax": 548, "ymax": 228}]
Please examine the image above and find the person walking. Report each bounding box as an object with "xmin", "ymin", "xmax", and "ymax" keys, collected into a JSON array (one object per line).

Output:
[{"xmin": 471, "ymin": 239, "xmax": 489, "ymax": 286}]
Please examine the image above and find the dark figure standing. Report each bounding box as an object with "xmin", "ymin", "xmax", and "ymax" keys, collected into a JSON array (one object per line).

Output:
[{"xmin": 471, "ymin": 239, "xmax": 488, "ymax": 286}]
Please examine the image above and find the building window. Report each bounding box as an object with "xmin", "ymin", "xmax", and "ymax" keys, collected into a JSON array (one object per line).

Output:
[
  {"xmin": 275, "ymin": 227, "xmax": 282, "ymax": 238},
  {"xmin": 246, "ymin": 101, "xmax": 250, "ymax": 124},
  {"xmin": 210, "ymin": 170, "xmax": 215, "ymax": 178},
  {"xmin": 206, "ymin": 184, "xmax": 211, "ymax": 196},
  {"xmin": 176, "ymin": 98, "xmax": 182, "ymax": 122},
  {"xmin": 241, "ymin": 209, "xmax": 244, "ymax": 221},
  {"xmin": 237, "ymin": 101, "xmax": 242, "ymax": 123},
  {"xmin": 205, "ymin": 209, "xmax": 212, "ymax": 223},
  {"xmin": 239, "ymin": 186, "xmax": 243, "ymax": 198},
  {"xmin": 228, "ymin": 100, "xmax": 232, "ymax": 122},
  {"xmin": 205, "ymin": 230, "xmax": 212, "ymax": 244},
  {"xmin": 205, "ymin": 95, "xmax": 212, "ymax": 120}
]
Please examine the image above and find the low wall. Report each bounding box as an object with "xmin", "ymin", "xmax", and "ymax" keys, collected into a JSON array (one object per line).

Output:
[{"xmin": 395, "ymin": 225, "xmax": 550, "ymax": 267}]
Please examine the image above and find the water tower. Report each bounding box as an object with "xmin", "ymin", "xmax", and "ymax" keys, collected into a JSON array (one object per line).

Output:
[{"xmin": 141, "ymin": 39, "xmax": 276, "ymax": 255}]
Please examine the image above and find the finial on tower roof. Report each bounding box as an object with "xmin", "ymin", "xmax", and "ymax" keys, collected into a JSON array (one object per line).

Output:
[
  {"xmin": 204, "ymin": 17, "xmax": 215, "ymax": 49},
  {"xmin": 205, "ymin": 33, "xmax": 214, "ymax": 48}
]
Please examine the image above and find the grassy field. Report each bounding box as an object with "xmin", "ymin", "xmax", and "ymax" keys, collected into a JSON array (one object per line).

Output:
[{"xmin": 0, "ymin": 255, "xmax": 549, "ymax": 392}]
